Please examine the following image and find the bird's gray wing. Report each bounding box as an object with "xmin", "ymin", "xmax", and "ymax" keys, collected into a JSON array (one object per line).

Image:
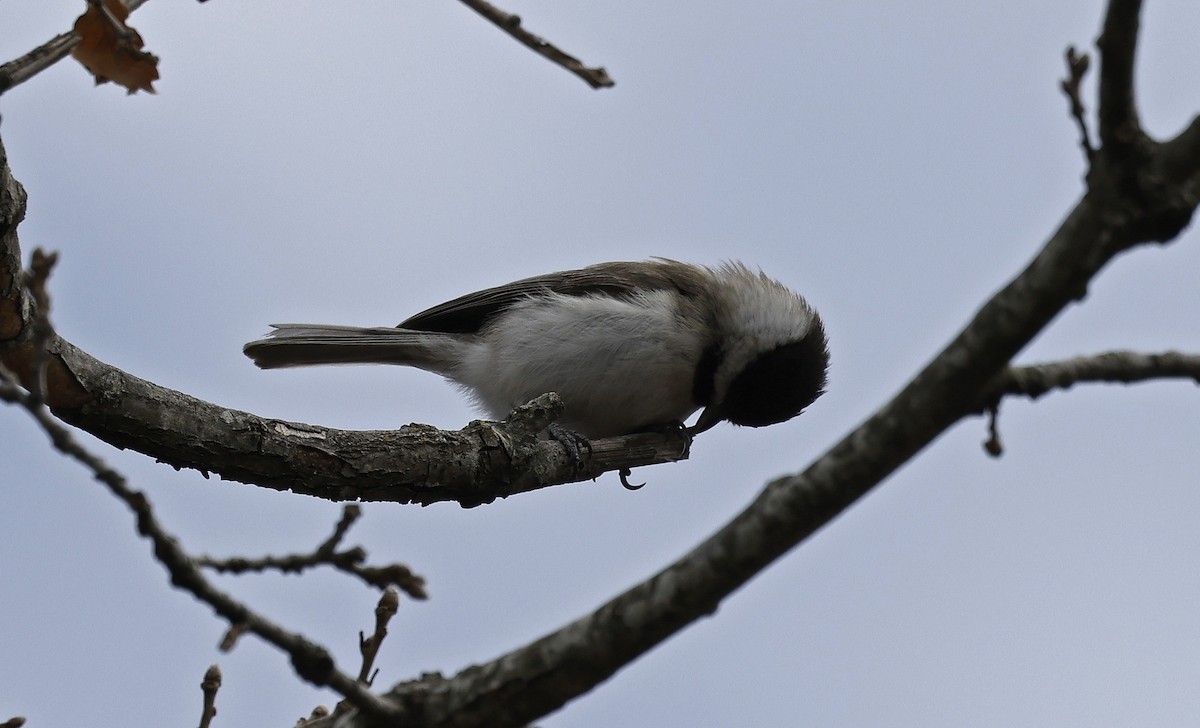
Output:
[{"xmin": 397, "ymin": 259, "xmax": 705, "ymax": 333}]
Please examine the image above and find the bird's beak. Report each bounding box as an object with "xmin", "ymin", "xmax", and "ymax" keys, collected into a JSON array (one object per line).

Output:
[{"xmin": 688, "ymin": 404, "xmax": 723, "ymax": 436}]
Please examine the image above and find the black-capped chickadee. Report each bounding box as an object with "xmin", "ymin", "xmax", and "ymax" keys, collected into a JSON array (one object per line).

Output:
[{"xmin": 244, "ymin": 259, "xmax": 828, "ymax": 438}]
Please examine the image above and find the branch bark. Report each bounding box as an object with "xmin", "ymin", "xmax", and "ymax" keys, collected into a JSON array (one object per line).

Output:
[
  {"xmin": 993, "ymin": 350, "xmax": 1200, "ymax": 402},
  {"xmin": 1096, "ymin": 0, "xmax": 1143, "ymax": 152},
  {"xmin": 0, "ymin": 329, "xmax": 689, "ymax": 506},
  {"xmin": 456, "ymin": 0, "xmax": 614, "ymax": 89}
]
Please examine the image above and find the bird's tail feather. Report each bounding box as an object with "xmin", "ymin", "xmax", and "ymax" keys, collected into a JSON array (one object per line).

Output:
[{"xmin": 243, "ymin": 324, "xmax": 466, "ymax": 374}]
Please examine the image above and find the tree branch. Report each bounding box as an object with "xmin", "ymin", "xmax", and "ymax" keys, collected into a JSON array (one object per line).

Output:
[
  {"xmin": 198, "ymin": 664, "xmax": 221, "ymax": 728},
  {"xmin": 1096, "ymin": 0, "xmax": 1143, "ymax": 152},
  {"xmin": 0, "ymin": 326, "xmax": 688, "ymax": 503},
  {"xmin": 196, "ymin": 505, "xmax": 429, "ymax": 600},
  {"xmin": 456, "ymin": 0, "xmax": 614, "ymax": 89},
  {"xmin": 992, "ymin": 350, "xmax": 1200, "ymax": 401},
  {"xmin": 1060, "ymin": 46, "xmax": 1096, "ymax": 162},
  {"xmin": 0, "ymin": 366, "xmax": 402, "ymax": 724}
]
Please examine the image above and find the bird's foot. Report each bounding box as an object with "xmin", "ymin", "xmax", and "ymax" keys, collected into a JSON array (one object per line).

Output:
[{"xmin": 547, "ymin": 422, "xmax": 592, "ymax": 465}]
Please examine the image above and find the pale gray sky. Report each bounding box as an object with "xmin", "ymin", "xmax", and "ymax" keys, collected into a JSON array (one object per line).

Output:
[{"xmin": 2, "ymin": 1, "xmax": 1199, "ymax": 726}]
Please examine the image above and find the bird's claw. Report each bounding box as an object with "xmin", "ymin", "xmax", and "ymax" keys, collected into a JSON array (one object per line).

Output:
[{"xmin": 619, "ymin": 468, "xmax": 645, "ymax": 490}]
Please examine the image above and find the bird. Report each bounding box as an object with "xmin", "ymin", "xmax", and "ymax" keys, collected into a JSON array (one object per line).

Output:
[{"xmin": 243, "ymin": 259, "xmax": 828, "ymax": 439}]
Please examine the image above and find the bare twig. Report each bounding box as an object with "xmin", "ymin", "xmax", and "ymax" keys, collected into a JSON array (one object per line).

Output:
[
  {"xmin": 992, "ymin": 350, "xmax": 1200, "ymax": 401},
  {"xmin": 977, "ymin": 350, "xmax": 1199, "ymax": 458},
  {"xmin": 19, "ymin": 248, "xmax": 56, "ymax": 403},
  {"xmin": 218, "ymin": 623, "xmax": 250, "ymax": 652},
  {"xmin": 457, "ymin": 0, "xmax": 614, "ymax": 89},
  {"xmin": 196, "ymin": 505, "xmax": 428, "ymax": 600},
  {"xmin": 199, "ymin": 664, "xmax": 222, "ymax": 728},
  {"xmin": 86, "ymin": 0, "xmax": 134, "ymax": 40},
  {"xmin": 983, "ymin": 405, "xmax": 1003, "ymax": 457},
  {"xmin": 357, "ymin": 587, "xmax": 400, "ymax": 685},
  {"xmin": 1060, "ymin": 46, "xmax": 1095, "ymax": 162}
]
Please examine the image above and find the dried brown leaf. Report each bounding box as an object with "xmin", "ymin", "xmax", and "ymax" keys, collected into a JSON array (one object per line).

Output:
[{"xmin": 71, "ymin": 0, "xmax": 159, "ymax": 95}]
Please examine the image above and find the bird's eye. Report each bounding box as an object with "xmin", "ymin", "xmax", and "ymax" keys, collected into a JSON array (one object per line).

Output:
[{"xmin": 722, "ymin": 334, "xmax": 829, "ymax": 427}]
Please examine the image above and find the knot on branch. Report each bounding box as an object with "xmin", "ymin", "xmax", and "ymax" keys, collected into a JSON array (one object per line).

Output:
[{"xmin": 290, "ymin": 642, "xmax": 336, "ymax": 686}]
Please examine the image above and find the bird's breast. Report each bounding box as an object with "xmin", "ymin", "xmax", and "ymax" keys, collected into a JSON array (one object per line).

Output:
[{"xmin": 455, "ymin": 291, "xmax": 706, "ymax": 437}]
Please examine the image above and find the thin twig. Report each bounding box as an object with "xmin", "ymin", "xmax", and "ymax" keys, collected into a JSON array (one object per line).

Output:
[
  {"xmin": 1060, "ymin": 46, "xmax": 1095, "ymax": 162},
  {"xmin": 991, "ymin": 350, "xmax": 1200, "ymax": 401},
  {"xmin": 218, "ymin": 622, "xmax": 250, "ymax": 652},
  {"xmin": 198, "ymin": 664, "xmax": 222, "ymax": 728},
  {"xmin": 23, "ymin": 248, "xmax": 58, "ymax": 404},
  {"xmin": 196, "ymin": 505, "xmax": 428, "ymax": 600},
  {"xmin": 980, "ymin": 350, "xmax": 1200, "ymax": 457},
  {"xmin": 457, "ymin": 0, "xmax": 614, "ymax": 89},
  {"xmin": 357, "ymin": 587, "xmax": 400, "ymax": 685},
  {"xmin": 983, "ymin": 404, "xmax": 1003, "ymax": 457},
  {"xmin": 86, "ymin": 0, "xmax": 134, "ymax": 40}
]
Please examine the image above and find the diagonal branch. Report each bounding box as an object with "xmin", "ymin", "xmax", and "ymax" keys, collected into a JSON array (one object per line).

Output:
[
  {"xmin": 390, "ymin": 172, "xmax": 1190, "ymax": 728},
  {"xmin": 334, "ymin": 3, "xmax": 1198, "ymax": 724},
  {"xmin": 457, "ymin": 0, "xmax": 614, "ymax": 89}
]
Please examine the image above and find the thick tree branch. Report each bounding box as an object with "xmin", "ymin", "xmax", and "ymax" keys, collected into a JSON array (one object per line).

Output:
[{"xmin": 456, "ymin": 0, "xmax": 614, "ymax": 89}]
